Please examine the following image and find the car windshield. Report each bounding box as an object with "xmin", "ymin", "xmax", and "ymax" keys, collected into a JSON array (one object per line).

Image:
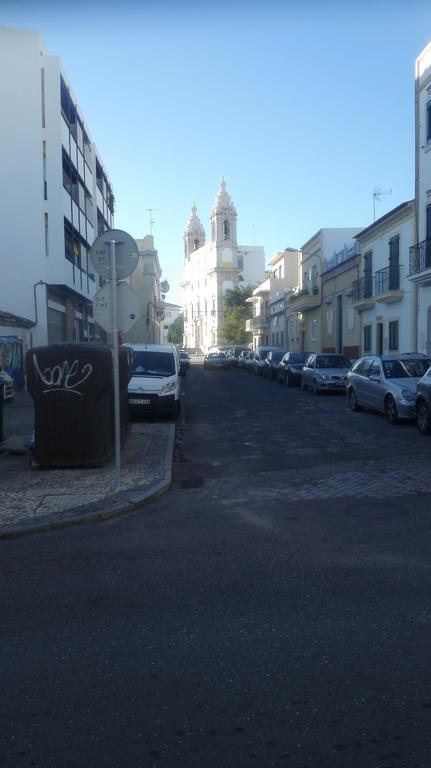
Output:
[
  {"xmin": 316, "ymin": 355, "xmax": 350, "ymax": 369},
  {"xmin": 208, "ymin": 352, "xmax": 226, "ymax": 359},
  {"xmin": 289, "ymin": 353, "xmax": 308, "ymax": 363},
  {"xmin": 383, "ymin": 358, "xmax": 431, "ymax": 379},
  {"xmin": 271, "ymin": 351, "xmax": 283, "ymax": 362},
  {"xmin": 132, "ymin": 351, "xmax": 175, "ymax": 377}
]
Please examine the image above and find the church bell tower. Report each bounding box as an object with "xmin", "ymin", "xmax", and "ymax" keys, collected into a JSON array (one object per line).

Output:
[
  {"xmin": 183, "ymin": 202, "xmax": 205, "ymax": 262},
  {"xmin": 210, "ymin": 177, "xmax": 238, "ymax": 249}
]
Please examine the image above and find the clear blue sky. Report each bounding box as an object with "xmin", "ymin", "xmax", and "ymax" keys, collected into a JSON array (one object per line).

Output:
[{"xmin": 2, "ymin": 0, "xmax": 431, "ymax": 304}]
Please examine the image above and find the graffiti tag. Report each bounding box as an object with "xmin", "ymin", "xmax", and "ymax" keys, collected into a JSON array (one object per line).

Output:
[{"xmin": 33, "ymin": 354, "xmax": 93, "ymax": 396}]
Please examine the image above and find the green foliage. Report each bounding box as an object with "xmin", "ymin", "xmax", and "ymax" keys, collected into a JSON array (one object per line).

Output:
[
  {"xmin": 220, "ymin": 285, "xmax": 253, "ymax": 344},
  {"xmin": 167, "ymin": 314, "xmax": 184, "ymax": 344},
  {"xmin": 223, "ymin": 285, "xmax": 253, "ymax": 313}
]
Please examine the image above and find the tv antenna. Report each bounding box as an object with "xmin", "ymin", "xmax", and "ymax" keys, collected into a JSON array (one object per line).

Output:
[
  {"xmin": 373, "ymin": 187, "xmax": 392, "ymax": 221},
  {"xmin": 146, "ymin": 208, "xmax": 157, "ymax": 234}
]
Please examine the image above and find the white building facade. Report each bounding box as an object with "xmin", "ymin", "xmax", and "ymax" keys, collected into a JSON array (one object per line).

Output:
[
  {"xmin": 246, "ymin": 248, "xmax": 300, "ymax": 349},
  {"xmin": 409, "ymin": 41, "xmax": 431, "ymax": 355},
  {"xmin": 0, "ymin": 27, "xmax": 114, "ymax": 383},
  {"xmin": 353, "ymin": 203, "xmax": 416, "ymax": 356},
  {"xmin": 181, "ymin": 179, "xmax": 265, "ymax": 352}
]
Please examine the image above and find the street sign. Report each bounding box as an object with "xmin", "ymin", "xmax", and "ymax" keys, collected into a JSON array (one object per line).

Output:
[
  {"xmin": 90, "ymin": 229, "xmax": 139, "ymax": 281},
  {"xmin": 93, "ymin": 282, "xmax": 141, "ymax": 333}
]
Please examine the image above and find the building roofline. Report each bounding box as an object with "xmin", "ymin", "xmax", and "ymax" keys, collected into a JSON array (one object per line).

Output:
[{"xmin": 354, "ymin": 200, "xmax": 414, "ymax": 240}]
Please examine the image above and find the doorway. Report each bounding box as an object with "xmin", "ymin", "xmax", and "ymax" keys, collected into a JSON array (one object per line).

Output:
[
  {"xmin": 336, "ymin": 295, "xmax": 343, "ymax": 353},
  {"xmin": 377, "ymin": 322, "xmax": 384, "ymax": 355}
]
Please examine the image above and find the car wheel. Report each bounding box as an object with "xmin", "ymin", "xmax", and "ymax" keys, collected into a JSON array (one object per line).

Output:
[
  {"xmin": 385, "ymin": 394, "xmax": 399, "ymax": 424},
  {"xmin": 286, "ymin": 375, "xmax": 292, "ymax": 387},
  {"xmin": 348, "ymin": 388, "xmax": 362, "ymax": 412},
  {"xmin": 301, "ymin": 377, "xmax": 306, "ymax": 391},
  {"xmin": 417, "ymin": 399, "xmax": 431, "ymax": 434},
  {"xmin": 312, "ymin": 379, "xmax": 320, "ymax": 395}
]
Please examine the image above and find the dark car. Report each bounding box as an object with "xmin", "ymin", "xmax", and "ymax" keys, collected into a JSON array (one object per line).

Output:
[
  {"xmin": 263, "ymin": 349, "xmax": 284, "ymax": 379},
  {"xmin": 416, "ymin": 364, "xmax": 431, "ymax": 434},
  {"xmin": 203, "ymin": 352, "xmax": 230, "ymax": 370},
  {"xmin": 277, "ymin": 351, "xmax": 310, "ymax": 386}
]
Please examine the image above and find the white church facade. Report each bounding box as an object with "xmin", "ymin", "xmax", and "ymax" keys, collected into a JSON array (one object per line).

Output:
[{"xmin": 181, "ymin": 178, "xmax": 265, "ymax": 352}]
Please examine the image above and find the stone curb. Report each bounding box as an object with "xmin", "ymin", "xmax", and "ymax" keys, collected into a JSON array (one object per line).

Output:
[{"xmin": 0, "ymin": 424, "xmax": 176, "ymax": 541}]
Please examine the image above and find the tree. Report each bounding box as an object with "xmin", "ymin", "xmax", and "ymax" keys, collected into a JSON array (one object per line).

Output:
[
  {"xmin": 167, "ymin": 314, "xmax": 184, "ymax": 345},
  {"xmin": 223, "ymin": 285, "xmax": 254, "ymax": 313},
  {"xmin": 219, "ymin": 286, "xmax": 253, "ymax": 344}
]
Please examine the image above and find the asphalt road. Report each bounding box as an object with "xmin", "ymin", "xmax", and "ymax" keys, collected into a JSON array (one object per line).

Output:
[{"xmin": 2, "ymin": 360, "xmax": 431, "ymax": 768}]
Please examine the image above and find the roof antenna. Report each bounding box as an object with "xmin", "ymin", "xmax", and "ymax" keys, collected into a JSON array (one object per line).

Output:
[
  {"xmin": 373, "ymin": 187, "xmax": 392, "ymax": 221},
  {"xmin": 146, "ymin": 208, "xmax": 157, "ymax": 234}
]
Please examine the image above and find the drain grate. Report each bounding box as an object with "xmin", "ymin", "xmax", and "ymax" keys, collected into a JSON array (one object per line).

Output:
[{"xmin": 180, "ymin": 476, "xmax": 204, "ymax": 489}]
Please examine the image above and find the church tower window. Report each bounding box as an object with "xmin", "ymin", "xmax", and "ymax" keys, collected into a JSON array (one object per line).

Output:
[
  {"xmin": 223, "ymin": 220, "xmax": 230, "ymax": 239},
  {"xmin": 194, "ymin": 238, "xmax": 199, "ymax": 251}
]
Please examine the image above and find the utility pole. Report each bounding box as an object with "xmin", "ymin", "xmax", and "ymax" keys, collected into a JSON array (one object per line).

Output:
[{"xmin": 373, "ymin": 187, "xmax": 392, "ymax": 221}]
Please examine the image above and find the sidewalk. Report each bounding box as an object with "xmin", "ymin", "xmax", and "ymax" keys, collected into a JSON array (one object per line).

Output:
[{"xmin": 0, "ymin": 390, "xmax": 175, "ymax": 539}]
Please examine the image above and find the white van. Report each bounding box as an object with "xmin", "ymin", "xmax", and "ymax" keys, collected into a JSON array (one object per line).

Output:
[{"xmin": 125, "ymin": 343, "xmax": 183, "ymax": 418}]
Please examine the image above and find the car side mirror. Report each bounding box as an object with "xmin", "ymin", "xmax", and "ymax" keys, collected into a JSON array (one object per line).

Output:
[{"xmin": 369, "ymin": 374, "xmax": 380, "ymax": 383}]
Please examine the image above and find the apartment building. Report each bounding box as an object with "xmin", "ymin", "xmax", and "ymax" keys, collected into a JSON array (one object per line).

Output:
[
  {"xmin": 0, "ymin": 27, "xmax": 114, "ymax": 383},
  {"xmin": 353, "ymin": 202, "xmax": 416, "ymax": 356},
  {"xmin": 124, "ymin": 235, "xmax": 162, "ymax": 345},
  {"xmin": 287, "ymin": 229, "xmax": 361, "ymax": 353},
  {"xmin": 246, "ymin": 248, "xmax": 300, "ymax": 349},
  {"xmin": 409, "ymin": 41, "xmax": 431, "ymax": 354}
]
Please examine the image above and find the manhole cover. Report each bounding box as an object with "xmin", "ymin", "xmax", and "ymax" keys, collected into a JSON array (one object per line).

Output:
[
  {"xmin": 180, "ymin": 476, "xmax": 204, "ymax": 489},
  {"xmin": 348, "ymin": 502, "xmax": 409, "ymax": 519}
]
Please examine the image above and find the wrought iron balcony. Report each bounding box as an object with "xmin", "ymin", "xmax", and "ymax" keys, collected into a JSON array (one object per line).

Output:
[
  {"xmin": 287, "ymin": 285, "xmax": 320, "ymax": 312},
  {"xmin": 352, "ymin": 276, "xmax": 374, "ymax": 302},
  {"xmin": 409, "ymin": 239, "xmax": 431, "ymax": 276},
  {"xmin": 374, "ymin": 264, "xmax": 402, "ymax": 294}
]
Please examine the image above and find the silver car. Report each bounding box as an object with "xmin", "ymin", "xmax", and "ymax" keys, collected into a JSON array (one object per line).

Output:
[
  {"xmin": 301, "ymin": 353, "xmax": 352, "ymax": 394},
  {"xmin": 416, "ymin": 365, "xmax": 431, "ymax": 434},
  {"xmin": 346, "ymin": 354, "xmax": 431, "ymax": 424}
]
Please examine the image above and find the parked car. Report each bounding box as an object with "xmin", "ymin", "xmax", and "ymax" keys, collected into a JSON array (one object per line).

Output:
[
  {"xmin": 126, "ymin": 343, "xmax": 184, "ymax": 418},
  {"xmin": 346, "ymin": 354, "xmax": 431, "ymax": 424},
  {"xmin": 203, "ymin": 351, "xmax": 230, "ymax": 370},
  {"xmin": 301, "ymin": 353, "xmax": 352, "ymax": 394},
  {"xmin": 252, "ymin": 346, "xmax": 281, "ymax": 376},
  {"xmin": 416, "ymin": 365, "xmax": 431, "ymax": 434},
  {"xmin": 263, "ymin": 349, "xmax": 284, "ymax": 379},
  {"xmin": 0, "ymin": 369, "xmax": 14, "ymax": 402},
  {"xmin": 179, "ymin": 350, "xmax": 190, "ymax": 372},
  {"xmin": 230, "ymin": 346, "xmax": 250, "ymax": 366},
  {"xmin": 237, "ymin": 349, "xmax": 250, "ymax": 369},
  {"xmin": 243, "ymin": 350, "xmax": 256, "ymax": 371},
  {"xmin": 277, "ymin": 351, "xmax": 310, "ymax": 386}
]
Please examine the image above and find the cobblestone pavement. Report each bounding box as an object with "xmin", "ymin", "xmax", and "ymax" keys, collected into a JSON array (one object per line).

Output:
[
  {"xmin": 198, "ymin": 453, "xmax": 431, "ymax": 505},
  {"xmin": 0, "ymin": 390, "xmax": 174, "ymax": 533}
]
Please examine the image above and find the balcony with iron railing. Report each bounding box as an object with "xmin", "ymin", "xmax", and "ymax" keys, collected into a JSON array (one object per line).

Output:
[
  {"xmin": 287, "ymin": 284, "xmax": 320, "ymax": 313},
  {"xmin": 351, "ymin": 276, "xmax": 375, "ymax": 310},
  {"xmin": 409, "ymin": 239, "xmax": 431, "ymax": 285},
  {"xmin": 374, "ymin": 264, "xmax": 403, "ymax": 303},
  {"xmin": 245, "ymin": 314, "xmax": 270, "ymax": 332}
]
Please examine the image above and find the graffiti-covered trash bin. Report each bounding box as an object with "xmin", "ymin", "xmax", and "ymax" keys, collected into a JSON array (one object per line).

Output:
[{"xmin": 26, "ymin": 343, "xmax": 130, "ymax": 468}]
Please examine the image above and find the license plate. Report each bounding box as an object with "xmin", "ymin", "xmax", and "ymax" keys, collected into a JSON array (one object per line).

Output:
[{"xmin": 129, "ymin": 398, "xmax": 150, "ymax": 405}]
